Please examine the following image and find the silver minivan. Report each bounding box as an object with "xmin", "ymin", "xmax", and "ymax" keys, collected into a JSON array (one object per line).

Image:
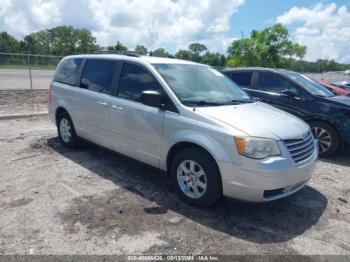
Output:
[{"xmin": 49, "ymin": 54, "xmax": 318, "ymax": 207}]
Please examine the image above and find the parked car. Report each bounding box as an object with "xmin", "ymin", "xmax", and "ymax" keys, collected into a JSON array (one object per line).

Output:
[
  {"xmin": 332, "ymin": 81, "xmax": 350, "ymax": 90},
  {"xmin": 317, "ymin": 80, "xmax": 350, "ymax": 96},
  {"xmin": 223, "ymin": 68, "xmax": 350, "ymax": 157},
  {"xmin": 49, "ymin": 55, "xmax": 317, "ymax": 207}
]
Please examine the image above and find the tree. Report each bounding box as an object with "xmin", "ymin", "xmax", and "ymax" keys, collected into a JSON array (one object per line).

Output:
[
  {"xmin": 21, "ymin": 26, "xmax": 99, "ymax": 55},
  {"xmin": 114, "ymin": 41, "xmax": 128, "ymax": 51},
  {"xmin": 75, "ymin": 28, "xmax": 100, "ymax": 53},
  {"xmin": 201, "ymin": 52, "xmax": 226, "ymax": 66},
  {"xmin": 227, "ymin": 24, "xmax": 306, "ymax": 68},
  {"xmin": 174, "ymin": 49, "xmax": 192, "ymax": 60},
  {"xmin": 135, "ymin": 45, "xmax": 147, "ymax": 54},
  {"xmin": 151, "ymin": 48, "xmax": 172, "ymax": 57},
  {"xmin": 0, "ymin": 32, "xmax": 20, "ymax": 53},
  {"xmin": 189, "ymin": 43, "xmax": 207, "ymax": 55}
]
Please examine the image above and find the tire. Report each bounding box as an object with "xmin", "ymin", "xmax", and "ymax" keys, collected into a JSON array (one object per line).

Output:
[
  {"xmin": 170, "ymin": 147, "xmax": 222, "ymax": 207},
  {"xmin": 57, "ymin": 112, "xmax": 79, "ymax": 148},
  {"xmin": 310, "ymin": 121, "xmax": 339, "ymax": 157}
]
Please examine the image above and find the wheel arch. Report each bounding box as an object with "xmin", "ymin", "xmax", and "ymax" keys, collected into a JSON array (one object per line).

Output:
[
  {"xmin": 306, "ymin": 117, "xmax": 342, "ymax": 139},
  {"xmin": 55, "ymin": 107, "xmax": 70, "ymax": 124}
]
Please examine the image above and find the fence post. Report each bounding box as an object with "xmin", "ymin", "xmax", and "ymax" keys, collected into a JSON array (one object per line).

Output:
[{"xmin": 27, "ymin": 55, "xmax": 33, "ymax": 89}]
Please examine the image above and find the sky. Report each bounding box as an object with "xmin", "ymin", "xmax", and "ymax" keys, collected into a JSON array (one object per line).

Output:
[{"xmin": 0, "ymin": 0, "xmax": 349, "ymax": 63}]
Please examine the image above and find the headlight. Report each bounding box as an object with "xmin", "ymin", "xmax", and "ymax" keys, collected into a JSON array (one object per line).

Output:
[{"xmin": 234, "ymin": 137, "xmax": 281, "ymax": 159}]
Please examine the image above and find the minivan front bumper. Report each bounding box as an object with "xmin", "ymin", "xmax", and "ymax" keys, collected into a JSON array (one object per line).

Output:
[{"xmin": 219, "ymin": 140, "xmax": 318, "ymax": 202}]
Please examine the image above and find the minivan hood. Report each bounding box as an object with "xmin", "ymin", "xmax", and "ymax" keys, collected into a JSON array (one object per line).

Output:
[{"xmin": 196, "ymin": 102, "xmax": 309, "ymax": 140}]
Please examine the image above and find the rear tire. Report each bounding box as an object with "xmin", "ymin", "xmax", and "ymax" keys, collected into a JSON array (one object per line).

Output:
[
  {"xmin": 310, "ymin": 121, "xmax": 339, "ymax": 157},
  {"xmin": 57, "ymin": 112, "xmax": 79, "ymax": 148},
  {"xmin": 170, "ymin": 147, "xmax": 222, "ymax": 207}
]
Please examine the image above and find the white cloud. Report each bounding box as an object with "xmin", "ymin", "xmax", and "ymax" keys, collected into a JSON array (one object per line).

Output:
[
  {"xmin": 0, "ymin": 0, "xmax": 245, "ymax": 53},
  {"xmin": 277, "ymin": 2, "xmax": 350, "ymax": 63}
]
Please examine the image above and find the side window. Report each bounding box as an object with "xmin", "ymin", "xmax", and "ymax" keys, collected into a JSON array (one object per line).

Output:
[
  {"xmin": 117, "ymin": 62, "xmax": 162, "ymax": 102},
  {"xmin": 80, "ymin": 59, "xmax": 118, "ymax": 94},
  {"xmin": 230, "ymin": 72, "xmax": 252, "ymax": 88},
  {"xmin": 257, "ymin": 72, "xmax": 298, "ymax": 94},
  {"xmin": 54, "ymin": 58, "xmax": 82, "ymax": 85}
]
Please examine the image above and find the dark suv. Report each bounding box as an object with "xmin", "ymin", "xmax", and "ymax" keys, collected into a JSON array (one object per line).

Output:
[{"xmin": 223, "ymin": 68, "xmax": 350, "ymax": 157}]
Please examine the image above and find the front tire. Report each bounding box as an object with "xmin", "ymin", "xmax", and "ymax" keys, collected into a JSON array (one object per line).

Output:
[
  {"xmin": 170, "ymin": 147, "xmax": 222, "ymax": 207},
  {"xmin": 310, "ymin": 121, "xmax": 339, "ymax": 157},
  {"xmin": 57, "ymin": 112, "xmax": 79, "ymax": 148}
]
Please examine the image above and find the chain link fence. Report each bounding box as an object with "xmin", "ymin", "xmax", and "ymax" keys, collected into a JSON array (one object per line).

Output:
[
  {"xmin": 1, "ymin": 52, "xmax": 349, "ymax": 90},
  {"xmin": 0, "ymin": 52, "xmax": 62, "ymax": 90},
  {"xmin": 304, "ymin": 71, "xmax": 350, "ymax": 83}
]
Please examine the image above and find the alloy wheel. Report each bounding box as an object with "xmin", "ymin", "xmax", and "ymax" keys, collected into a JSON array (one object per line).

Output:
[
  {"xmin": 59, "ymin": 118, "xmax": 72, "ymax": 143},
  {"xmin": 176, "ymin": 160, "xmax": 207, "ymax": 199},
  {"xmin": 311, "ymin": 126, "xmax": 332, "ymax": 154}
]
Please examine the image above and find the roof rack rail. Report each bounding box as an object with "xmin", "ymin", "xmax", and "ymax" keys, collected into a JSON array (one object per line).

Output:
[{"xmin": 96, "ymin": 50, "xmax": 150, "ymax": 57}]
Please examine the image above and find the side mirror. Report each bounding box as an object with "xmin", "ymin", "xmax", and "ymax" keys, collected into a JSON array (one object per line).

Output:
[
  {"xmin": 140, "ymin": 90, "xmax": 164, "ymax": 108},
  {"xmin": 282, "ymin": 89, "xmax": 298, "ymax": 99}
]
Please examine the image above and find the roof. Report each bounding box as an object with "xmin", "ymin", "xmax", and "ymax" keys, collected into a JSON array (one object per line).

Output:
[
  {"xmin": 222, "ymin": 67, "xmax": 288, "ymax": 73},
  {"xmin": 62, "ymin": 53, "xmax": 199, "ymax": 65}
]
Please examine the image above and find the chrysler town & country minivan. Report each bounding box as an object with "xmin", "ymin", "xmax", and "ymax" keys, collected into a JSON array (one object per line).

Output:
[{"xmin": 49, "ymin": 54, "xmax": 318, "ymax": 207}]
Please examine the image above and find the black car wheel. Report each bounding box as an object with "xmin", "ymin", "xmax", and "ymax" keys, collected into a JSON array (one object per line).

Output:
[{"xmin": 310, "ymin": 122, "xmax": 339, "ymax": 157}]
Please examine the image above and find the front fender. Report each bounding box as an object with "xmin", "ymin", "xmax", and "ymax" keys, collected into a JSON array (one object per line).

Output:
[{"xmin": 161, "ymin": 129, "xmax": 238, "ymax": 170}]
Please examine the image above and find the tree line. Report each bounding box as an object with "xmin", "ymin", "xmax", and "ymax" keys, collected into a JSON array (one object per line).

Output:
[{"xmin": 0, "ymin": 24, "xmax": 349, "ymax": 72}]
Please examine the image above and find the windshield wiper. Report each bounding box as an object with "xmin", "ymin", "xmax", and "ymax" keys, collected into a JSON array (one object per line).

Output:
[
  {"xmin": 223, "ymin": 99, "xmax": 253, "ymax": 105},
  {"xmin": 183, "ymin": 100, "xmax": 225, "ymax": 107}
]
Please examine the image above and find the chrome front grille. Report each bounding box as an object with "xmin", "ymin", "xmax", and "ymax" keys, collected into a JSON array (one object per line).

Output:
[{"xmin": 284, "ymin": 132, "xmax": 315, "ymax": 164}]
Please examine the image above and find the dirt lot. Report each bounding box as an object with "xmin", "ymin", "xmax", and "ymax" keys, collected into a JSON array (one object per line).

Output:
[
  {"xmin": 0, "ymin": 90, "xmax": 48, "ymax": 116},
  {"xmin": 0, "ymin": 115, "xmax": 349, "ymax": 256}
]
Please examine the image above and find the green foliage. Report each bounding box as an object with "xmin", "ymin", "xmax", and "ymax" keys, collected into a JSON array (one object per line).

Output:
[
  {"xmin": 174, "ymin": 49, "xmax": 192, "ymax": 60},
  {"xmin": 285, "ymin": 58, "xmax": 350, "ymax": 73},
  {"xmin": 227, "ymin": 24, "xmax": 306, "ymax": 68},
  {"xmin": 113, "ymin": 41, "xmax": 128, "ymax": 51},
  {"xmin": 174, "ymin": 43, "xmax": 226, "ymax": 66},
  {"xmin": 189, "ymin": 43, "xmax": 208, "ymax": 54},
  {"xmin": 1, "ymin": 24, "xmax": 349, "ymax": 72},
  {"xmin": 151, "ymin": 48, "xmax": 172, "ymax": 58},
  {"xmin": 135, "ymin": 45, "xmax": 147, "ymax": 54},
  {"xmin": 19, "ymin": 26, "xmax": 100, "ymax": 55},
  {"xmin": 0, "ymin": 32, "xmax": 20, "ymax": 53}
]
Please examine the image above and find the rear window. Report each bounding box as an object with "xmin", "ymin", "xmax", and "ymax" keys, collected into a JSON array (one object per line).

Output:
[
  {"xmin": 230, "ymin": 72, "xmax": 252, "ymax": 88},
  {"xmin": 80, "ymin": 59, "xmax": 118, "ymax": 94},
  {"xmin": 54, "ymin": 58, "xmax": 83, "ymax": 86}
]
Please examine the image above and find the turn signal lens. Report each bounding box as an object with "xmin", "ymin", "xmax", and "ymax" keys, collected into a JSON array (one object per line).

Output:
[{"xmin": 234, "ymin": 137, "xmax": 247, "ymax": 154}]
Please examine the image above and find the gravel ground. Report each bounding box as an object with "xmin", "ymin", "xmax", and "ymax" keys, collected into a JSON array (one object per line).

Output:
[
  {"xmin": 0, "ymin": 117, "xmax": 349, "ymax": 256},
  {"xmin": 0, "ymin": 90, "xmax": 48, "ymax": 116}
]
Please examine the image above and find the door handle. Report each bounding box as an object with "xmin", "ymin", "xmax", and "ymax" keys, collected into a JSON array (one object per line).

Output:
[
  {"xmin": 97, "ymin": 101, "xmax": 108, "ymax": 107},
  {"xmin": 112, "ymin": 105, "xmax": 123, "ymax": 111}
]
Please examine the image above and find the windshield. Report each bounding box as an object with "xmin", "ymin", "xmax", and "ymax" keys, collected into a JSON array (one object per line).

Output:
[
  {"xmin": 153, "ymin": 63, "xmax": 252, "ymax": 106},
  {"xmin": 284, "ymin": 71, "xmax": 334, "ymax": 97}
]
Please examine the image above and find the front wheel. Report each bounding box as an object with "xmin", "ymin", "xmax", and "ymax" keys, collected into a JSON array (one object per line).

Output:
[
  {"xmin": 310, "ymin": 122, "xmax": 339, "ymax": 157},
  {"xmin": 170, "ymin": 147, "xmax": 222, "ymax": 207}
]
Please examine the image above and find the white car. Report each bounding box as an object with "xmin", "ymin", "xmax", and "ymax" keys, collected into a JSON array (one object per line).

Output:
[{"xmin": 49, "ymin": 54, "xmax": 318, "ymax": 207}]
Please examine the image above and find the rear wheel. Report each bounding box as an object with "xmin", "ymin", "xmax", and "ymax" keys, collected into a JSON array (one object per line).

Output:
[
  {"xmin": 170, "ymin": 147, "xmax": 222, "ymax": 207},
  {"xmin": 57, "ymin": 112, "xmax": 79, "ymax": 148},
  {"xmin": 310, "ymin": 122, "xmax": 339, "ymax": 157}
]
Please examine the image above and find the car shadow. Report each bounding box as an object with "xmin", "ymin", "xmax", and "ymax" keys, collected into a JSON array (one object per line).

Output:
[{"xmin": 47, "ymin": 137, "xmax": 327, "ymax": 244}]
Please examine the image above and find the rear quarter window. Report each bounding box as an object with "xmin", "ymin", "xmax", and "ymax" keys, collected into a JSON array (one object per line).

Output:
[{"xmin": 54, "ymin": 58, "xmax": 83, "ymax": 86}]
